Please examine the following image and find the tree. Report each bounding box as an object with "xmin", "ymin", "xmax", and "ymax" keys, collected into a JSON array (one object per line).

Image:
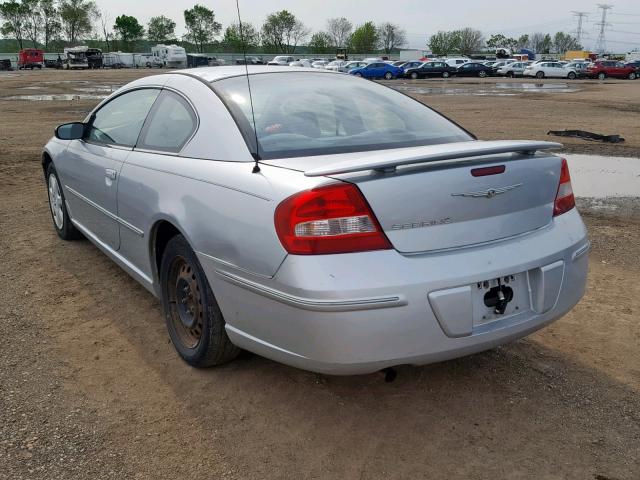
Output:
[
  {"xmin": 222, "ymin": 21, "xmax": 259, "ymax": 52},
  {"xmin": 261, "ymin": 10, "xmax": 309, "ymax": 54},
  {"xmin": 486, "ymin": 34, "xmax": 508, "ymax": 49},
  {"xmin": 97, "ymin": 9, "xmax": 111, "ymax": 51},
  {"xmin": 517, "ymin": 34, "xmax": 529, "ymax": 50},
  {"xmin": 307, "ymin": 31, "xmax": 332, "ymax": 53},
  {"xmin": 457, "ymin": 27, "xmax": 483, "ymax": 55},
  {"xmin": 113, "ymin": 14, "xmax": 144, "ymax": 49},
  {"xmin": 530, "ymin": 32, "xmax": 552, "ymax": 54},
  {"xmin": 40, "ymin": 0, "xmax": 61, "ymax": 49},
  {"xmin": 58, "ymin": 0, "xmax": 97, "ymax": 44},
  {"xmin": 429, "ymin": 31, "xmax": 460, "ymax": 56},
  {"xmin": 326, "ymin": 17, "xmax": 351, "ymax": 48},
  {"xmin": 377, "ymin": 22, "xmax": 406, "ymax": 54},
  {"xmin": 0, "ymin": 0, "xmax": 27, "ymax": 49},
  {"xmin": 553, "ymin": 31, "xmax": 581, "ymax": 53},
  {"xmin": 350, "ymin": 21, "xmax": 378, "ymax": 53},
  {"xmin": 147, "ymin": 15, "xmax": 175, "ymax": 44},
  {"xmin": 184, "ymin": 4, "xmax": 221, "ymax": 53},
  {"xmin": 22, "ymin": 0, "xmax": 40, "ymax": 46}
]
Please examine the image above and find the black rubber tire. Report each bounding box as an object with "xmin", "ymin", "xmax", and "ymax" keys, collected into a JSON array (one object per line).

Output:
[
  {"xmin": 479, "ymin": 70, "xmax": 487, "ymax": 77},
  {"xmin": 629, "ymin": 72, "xmax": 636, "ymax": 80},
  {"xmin": 46, "ymin": 163, "xmax": 82, "ymax": 240},
  {"xmin": 568, "ymin": 72, "xmax": 576, "ymax": 80},
  {"xmin": 160, "ymin": 235, "xmax": 240, "ymax": 368},
  {"xmin": 507, "ymin": 71, "xmax": 514, "ymax": 78},
  {"xmin": 442, "ymin": 71, "xmax": 450, "ymax": 78},
  {"xmin": 598, "ymin": 72, "xmax": 606, "ymax": 80},
  {"xmin": 384, "ymin": 72, "xmax": 393, "ymax": 80},
  {"xmin": 410, "ymin": 71, "xmax": 418, "ymax": 79},
  {"xmin": 536, "ymin": 71, "xmax": 545, "ymax": 79}
]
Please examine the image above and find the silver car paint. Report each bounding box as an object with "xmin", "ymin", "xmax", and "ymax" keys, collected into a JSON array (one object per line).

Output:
[{"xmin": 43, "ymin": 66, "xmax": 589, "ymax": 374}]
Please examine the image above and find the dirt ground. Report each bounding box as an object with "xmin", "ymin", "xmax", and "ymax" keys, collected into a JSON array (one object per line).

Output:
[{"xmin": 1, "ymin": 70, "xmax": 639, "ymax": 480}]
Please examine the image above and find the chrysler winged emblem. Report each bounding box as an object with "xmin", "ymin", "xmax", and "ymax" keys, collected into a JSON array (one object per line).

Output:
[{"xmin": 451, "ymin": 183, "xmax": 523, "ymax": 199}]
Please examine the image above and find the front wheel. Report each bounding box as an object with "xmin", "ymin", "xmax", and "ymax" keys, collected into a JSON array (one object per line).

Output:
[
  {"xmin": 598, "ymin": 72, "xmax": 606, "ymax": 80},
  {"xmin": 160, "ymin": 235, "xmax": 240, "ymax": 368},
  {"xmin": 507, "ymin": 71, "xmax": 514, "ymax": 78},
  {"xmin": 442, "ymin": 71, "xmax": 450, "ymax": 78},
  {"xmin": 384, "ymin": 72, "xmax": 393, "ymax": 80},
  {"xmin": 478, "ymin": 70, "xmax": 488, "ymax": 78},
  {"xmin": 629, "ymin": 72, "xmax": 636, "ymax": 80},
  {"xmin": 536, "ymin": 71, "xmax": 545, "ymax": 79},
  {"xmin": 46, "ymin": 164, "xmax": 81, "ymax": 240},
  {"xmin": 354, "ymin": 72, "xmax": 362, "ymax": 77},
  {"xmin": 410, "ymin": 71, "xmax": 418, "ymax": 79}
]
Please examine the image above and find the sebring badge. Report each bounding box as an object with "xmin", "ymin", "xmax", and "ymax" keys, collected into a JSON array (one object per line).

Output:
[{"xmin": 451, "ymin": 183, "xmax": 524, "ymax": 199}]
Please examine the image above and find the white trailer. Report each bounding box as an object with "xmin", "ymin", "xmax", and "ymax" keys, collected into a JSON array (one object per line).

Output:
[{"xmin": 151, "ymin": 44, "xmax": 187, "ymax": 68}]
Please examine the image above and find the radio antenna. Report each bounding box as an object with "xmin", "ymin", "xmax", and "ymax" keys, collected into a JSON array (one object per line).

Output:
[{"xmin": 235, "ymin": 0, "xmax": 261, "ymax": 173}]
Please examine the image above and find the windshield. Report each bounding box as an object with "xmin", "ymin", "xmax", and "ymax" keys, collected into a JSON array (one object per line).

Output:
[{"xmin": 213, "ymin": 72, "xmax": 472, "ymax": 160}]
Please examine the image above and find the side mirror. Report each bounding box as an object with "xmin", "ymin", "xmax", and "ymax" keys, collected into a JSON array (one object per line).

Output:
[{"xmin": 55, "ymin": 122, "xmax": 85, "ymax": 140}]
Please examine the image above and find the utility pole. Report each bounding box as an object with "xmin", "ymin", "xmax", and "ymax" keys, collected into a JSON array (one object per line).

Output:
[
  {"xmin": 571, "ymin": 11, "xmax": 589, "ymax": 45},
  {"xmin": 595, "ymin": 4, "xmax": 613, "ymax": 54}
]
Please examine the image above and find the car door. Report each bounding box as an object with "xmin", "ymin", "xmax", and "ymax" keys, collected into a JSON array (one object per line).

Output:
[
  {"xmin": 457, "ymin": 63, "xmax": 471, "ymax": 76},
  {"xmin": 117, "ymin": 89, "xmax": 199, "ymax": 278},
  {"xmin": 60, "ymin": 88, "xmax": 160, "ymax": 250}
]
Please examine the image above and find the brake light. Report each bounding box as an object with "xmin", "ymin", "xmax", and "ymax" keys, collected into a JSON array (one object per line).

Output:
[
  {"xmin": 274, "ymin": 183, "xmax": 392, "ymax": 255},
  {"xmin": 553, "ymin": 158, "xmax": 575, "ymax": 216}
]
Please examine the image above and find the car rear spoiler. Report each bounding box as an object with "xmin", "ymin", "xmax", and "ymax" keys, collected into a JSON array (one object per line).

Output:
[{"xmin": 303, "ymin": 140, "xmax": 562, "ymax": 177}]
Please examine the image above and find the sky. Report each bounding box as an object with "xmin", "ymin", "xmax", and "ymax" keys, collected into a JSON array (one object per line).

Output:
[{"xmin": 97, "ymin": 0, "xmax": 640, "ymax": 52}]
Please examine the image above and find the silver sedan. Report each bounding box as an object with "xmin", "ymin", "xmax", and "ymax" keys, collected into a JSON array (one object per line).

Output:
[{"xmin": 43, "ymin": 66, "xmax": 589, "ymax": 375}]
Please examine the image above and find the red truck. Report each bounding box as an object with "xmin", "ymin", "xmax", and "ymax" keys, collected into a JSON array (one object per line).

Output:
[
  {"xmin": 17, "ymin": 48, "xmax": 44, "ymax": 70},
  {"xmin": 586, "ymin": 60, "xmax": 637, "ymax": 80}
]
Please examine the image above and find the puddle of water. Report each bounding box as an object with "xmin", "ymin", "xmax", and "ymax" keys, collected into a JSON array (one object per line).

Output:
[
  {"xmin": 564, "ymin": 154, "xmax": 640, "ymax": 198},
  {"xmin": 393, "ymin": 82, "xmax": 578, "ymax": 96},
  {"xmin": 1, "ymin": 93, "xmax": 107, "ymax": 101}
]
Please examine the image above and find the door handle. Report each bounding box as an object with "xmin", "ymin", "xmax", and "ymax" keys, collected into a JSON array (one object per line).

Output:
[{"xmin": 105, "ymin": 169, "xmax": 117, "ymax": 180}]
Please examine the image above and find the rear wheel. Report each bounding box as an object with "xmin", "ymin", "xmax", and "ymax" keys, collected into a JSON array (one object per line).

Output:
[
  {"xmin": 479, "ymin": 70, "xmax": 488, "ymax": 78},
  {"xmin": 410, "ymin": 71, "xmax": 418, "ymax": 79},
  {"xmin": 354, "ymin": 72, "xmax": 362, "ymax": 77},
  {"xmin": 598, "ymin": 72, "xmax": 606, "ymax": 80},
  {"xmin": 442, "ymin": 71, "xmax": 450, "ymax": 78},
  {"xmin": 384, "ymin": 71, "xmax": 393, "ymax": 80},
  {"xmin": 507, "ymin": 71, "xmax": 514, "ymax": 78},
  {"xmin": 160, "ymin": 235, "xmax": 240, "ymax": 368},
  {"xmin": 567, "ymin": 72, "xmax": 576, "ymax": 80},
  {"xmin": 536, "ymin": 71, "xmax": 545, "ymax": 79},
  {"xmin": 629, "ymin": 72, "xmax": 636, "ymax": 80},
  {"xmin": 46, "ymin": 163, "xmax": 81, "ymax": 240}
]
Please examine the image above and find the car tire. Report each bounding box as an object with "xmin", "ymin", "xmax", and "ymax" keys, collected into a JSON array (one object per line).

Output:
[
  {"xmin": 410, "ymin": 71, "xmax": 418, "ymax": 79},
  {"xmin": 536, "ymin": 71, "xmax": 545, "ymax": 79},
  {"xmin": 160, "ymin": 235, "xmax": 240, "ymax": 368},
  {"xmin": 46, "ymin": 163, "xmax": 82, "ymax": 241},
  {"xmin": 568, "ymin": 72, "xmax": 576, "ymax": 80},
  {"xmin": 479, "ymin": 70, "xmax": 487, "ymax": 78},
  {"xmin": 442, "ymin": 71, "xmax": 450, "ymax": 78},
  {"xmin": 598, "ymin": 72, "xmax": 606, "ymax": 80},
  {"xmin": 354, "ymin": 72, "xmax": 362, "ymax": 77},
  {"xmin": 507, "ymin": 71, "xmax": 514, "ymax": 78},
  {"xmin": 629, "ymin": 72, "xmax": 636, "ymax": 80},
  {"xmin": 384, "ymin": 72, "xmax": 393, "ymax": 80}
]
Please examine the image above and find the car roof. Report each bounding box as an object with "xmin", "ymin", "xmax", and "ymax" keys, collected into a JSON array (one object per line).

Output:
[{"xmin": 172, "ymin": 65, "xmax": 338, "ymax": 82}]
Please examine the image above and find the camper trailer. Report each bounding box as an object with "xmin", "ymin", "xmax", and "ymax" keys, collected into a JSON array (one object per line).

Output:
[
  {"xmin": 63, "ymin": 46, "xmax": 89, "ymax": 69},
  {"xmin": 151, "ymin": 44, "xmax": 187, "ymax": 68},
  {"xmin": 17, "ymin": 48, "xmax": 44, "ymax": 69}
]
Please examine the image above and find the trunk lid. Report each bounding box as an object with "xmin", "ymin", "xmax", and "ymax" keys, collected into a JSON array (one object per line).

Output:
[{"xmin": 264, "ymin": 142, "xmax": 563, "ymax": 253}]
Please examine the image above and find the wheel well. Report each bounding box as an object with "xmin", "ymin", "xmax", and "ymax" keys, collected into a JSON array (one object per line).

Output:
[
  {"xmin": 42, "ymin": 152, "xmax": 52, "ymax": 181},
  {"xmin": 153, "ymin": 221, "xmax": 182, "ymax": 277}
]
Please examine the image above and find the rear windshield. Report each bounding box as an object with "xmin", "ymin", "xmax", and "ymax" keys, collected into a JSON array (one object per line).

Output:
[{"xmin": 213, "ymin": 72, "xmax": 472, "ymax": 160}]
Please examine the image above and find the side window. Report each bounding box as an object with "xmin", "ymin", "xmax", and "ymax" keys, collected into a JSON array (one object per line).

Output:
[
  {"xmin": 87, "ymin": 88, "xmax": 160, "ymax": 147},
  {"xmin": 137, "ymin": 90, "xmax": 197, "ymax": 153}
]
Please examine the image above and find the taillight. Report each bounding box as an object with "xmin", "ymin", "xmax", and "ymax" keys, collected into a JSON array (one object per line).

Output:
[
  {"xmin": 553, "ymin": 158, "xmax": 575, "ymax": 216},
  {"xmin": 274, "ymin": 183, "xmax": 392, "ymax": 255}
]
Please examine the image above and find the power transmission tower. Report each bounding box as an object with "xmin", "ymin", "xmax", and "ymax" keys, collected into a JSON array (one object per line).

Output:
[
  {"xmin": 595, "ymin": 4, "xmax": 613, "ymax": 54},
  {"xmin": 571, "ymin": 11, "xmax": 589, "ymax": 45}
]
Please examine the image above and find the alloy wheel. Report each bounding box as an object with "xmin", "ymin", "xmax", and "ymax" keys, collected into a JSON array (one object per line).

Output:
[{"xmin": 48, "ymin": 174, "xmax": 64, "ymax": 230}]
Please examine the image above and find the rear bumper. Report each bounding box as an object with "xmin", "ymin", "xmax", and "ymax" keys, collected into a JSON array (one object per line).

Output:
[{"xmin": 200, "ymin": 209, "xmax": 589, "ymax": 375}]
